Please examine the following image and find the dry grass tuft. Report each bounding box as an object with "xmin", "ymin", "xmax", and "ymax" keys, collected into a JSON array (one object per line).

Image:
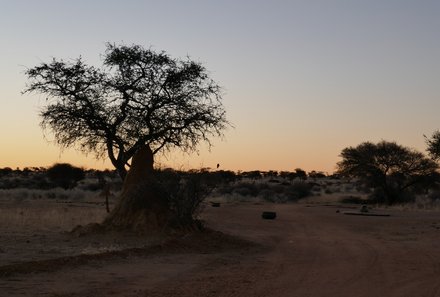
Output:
[{"xmin": 0, "ymin": 202, "xmax": 108, "ymax": 232}]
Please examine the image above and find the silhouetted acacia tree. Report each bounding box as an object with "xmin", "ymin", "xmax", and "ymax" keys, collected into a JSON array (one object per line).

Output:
[
  {"xmin": 426, "ymin": 130, "xmax": 440, "ymax": 160},
  {"xmin": 308, "ymin": 170, "xmax": 326, "ymax": 179},
  {"xmin": 337, "ymin": 141, "xmax": 438, "ymax": 204},
  {"xmin": 47, "ymin": 163, "xmax": 85, "ymax": 189},
  {"xmin": 294, "ymin": 168, "xmax": 307, "ymax": 180},
  {"xmin": 24, "ymin": 43, "xmax": 229, "ymax": 180},
  {"xmin": 0, "ymin": 167, "xmax": 13, "ymax": 177},
  {"xmin": 241, "ymin": 171, "xmax": 262, "ymax": 179}
]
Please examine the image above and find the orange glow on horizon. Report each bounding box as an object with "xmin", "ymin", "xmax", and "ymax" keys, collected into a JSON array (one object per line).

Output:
[{"xmin": 1, "ymin": 143, "xmax": 340, "ymax": 174}]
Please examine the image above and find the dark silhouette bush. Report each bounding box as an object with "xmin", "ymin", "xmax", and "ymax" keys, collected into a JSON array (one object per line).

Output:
[
  {"xmin": 337, "ymin": 141, "xmax": 439, "ymax": 205},
  {"xmin": 240, "ymin": 171, "xmax": 262, "ymax": 180},
  {"xmin": 234, "ymin": 183, "xmax": 261, "ymax": 197},
  {"xmin": 308, "ymin": 171, "xmax": 326, "ymax": 179},
  {"xmin": 46, "ymin": 163, "xmax": 85, "ymax": 189},
  {"xmin": 155, "ymin": 169, "xmax": 213, "ymax": 227},
  {"xmin": 211, "ymin": 170, "xmax": 237, "ymax": 184},
  {"xmin": 286, "ymin": 181, "xmax": 313, "ymax": 200},
  {"xmin": 294, "ymin": 168, "xmax": 307, "ymax": 180},
  {"xmin": 213, "ymin": 179, "xmax": 313, "ymax": 202},
  {"xmin": 268, "ymin": 179, "xmax": 280, "ymax": 183},
  {"xmin": 0, "ymin": 167, "xmax": 13, "ymax": 177}
]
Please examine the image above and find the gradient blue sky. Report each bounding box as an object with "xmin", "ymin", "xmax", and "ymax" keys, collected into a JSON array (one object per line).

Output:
[{"xmin": 1, "ymin": 0, "xmax": 439, "ymax": 173}]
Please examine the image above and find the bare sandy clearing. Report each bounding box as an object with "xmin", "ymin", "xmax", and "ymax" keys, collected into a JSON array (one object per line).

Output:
[{"xmin": 1, "ymin": 202, "xmax": 440, "ymax": 297}]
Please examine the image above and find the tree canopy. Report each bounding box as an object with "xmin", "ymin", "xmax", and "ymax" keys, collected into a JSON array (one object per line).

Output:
[
  {"xmin": 426, "ymin": 130, "xmax": 440, "ymax": 160},
  {"xmin": 24, "ymin": 43, "xmax": 229, "ymax": 179},
  {"xmin": 337, "ymin": 140, "xmax": 438, "ymax": 204},
  {"xmin": 46, "ymin": 163, "xmax": 85, "ymax": 189}
]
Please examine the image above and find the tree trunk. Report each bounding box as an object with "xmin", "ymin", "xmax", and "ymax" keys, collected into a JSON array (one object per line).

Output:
[
  {"xmin": 103, "ymin": 144, "xmax": 175, "ymax": 232},
  {"xmin": 116, "ymin": 165, "xmax": 127, "ymax": 181}
]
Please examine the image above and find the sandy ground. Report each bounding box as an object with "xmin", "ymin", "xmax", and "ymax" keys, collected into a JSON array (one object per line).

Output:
[{"xmin": 1, "ymin": 202, "xmax": 440, "ymax": 297}]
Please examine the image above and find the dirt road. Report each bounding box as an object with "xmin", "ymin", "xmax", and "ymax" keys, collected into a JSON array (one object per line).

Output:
[
  {"xmin": 1, "ymin": 203, "xmax": 440, "ymax": 296},
  {"xmin": 147, "ymin": 203, "xmax": 440, "ymax": 297}
]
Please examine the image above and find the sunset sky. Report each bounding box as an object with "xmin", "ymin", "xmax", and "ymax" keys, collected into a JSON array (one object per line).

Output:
[{"xmin": 1, "ymin": 1, "xmax": 439, "ymax": 174}]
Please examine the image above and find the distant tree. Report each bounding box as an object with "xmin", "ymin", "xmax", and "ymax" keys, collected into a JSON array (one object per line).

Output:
[
  {"xmin": 211, "ymin": 170, "xmax": 237, "ymax": 184},
  {"xmin": 264, "ymin": 170, "xmax": 278, "ymax": 178},
  {"xmin": 337, "ymin": 141, "xmax": 439, "ymax": 204},
  {"xmin": 294, "ymin": 168, "xmax": 307, "ymax": 180},
  {"xmin": 24, "ymin": 43, "xmax": 229, "ymax": 180},
  {"xmin": 289, "ymin": 181, "xmax": 313, "ymax": 199},
  {"xmin": 0, "ymin": 167, "xmax": 13, "ymax": 176},
  {"xmin": 47, "ymin": 163, "xmax": 85, "ymax": 189},
  {"xmin": 426, "ymin": 130, "xmax": 440, "ymax": 160},
  {"xmin": 308, "ymin": 170, "xmax": 326, "ymax": 179},
  {"xmin": 279, "ymin": 171, "xmax": 292, "ymax": 180},
  {"xmin": 21, "ymin": 167, "xmax": 32, "ymax": 176},
  {"xmin": 241, "ymin": 170, "xmax": 262, "ymax": 179}
]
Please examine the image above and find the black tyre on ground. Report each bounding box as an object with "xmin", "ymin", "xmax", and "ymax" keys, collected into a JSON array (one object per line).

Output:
[{"xmin": 262, "ymin": 211, "xmax": 276, "ymax": 219}]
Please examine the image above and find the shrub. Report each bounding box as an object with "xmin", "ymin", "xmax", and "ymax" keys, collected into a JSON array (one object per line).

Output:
[
  {"xmin": 46, "ymin": 163, "xmax": 85, "ymax": 189},
  {"xmin": 0, "ymin": 167, "xmax": 13, "ymax": 177},
  {"xmin": 268, "ymin": 179, "xmax": 280, "ymax": 184},
  {"xmin": 210, "ymin": 170, "xmax": 237, "ymax": 184},
  {"xmin": 215, "ymin": 183, "xmax": 234, "ymax": 195},
  {"xmin": 286, "ymin": 181, "xmax": 313, "ymax": 200},
  {"xmin": 213, "ymin": 179, "xmax": 312, "ymax": 202},
  {"xmin": 368, "ymin": 188, "xmax": 416, "ymax": 204},
  {"xmin": 230, "ymin": 182, "xmax": 263, "ymax": 197},
  {"xmin": 240, "ymin": 171, "xmax": 262, "ymax": 179},
  {"xmin": 308, "ymin": 171, "xmax": 326, "ymax": 179},
  {"xmin": 260, "ymin": 189, "xmax": 289, "ymax": 203},
  {"xmin": 155, "ymin": 169, "xmax": 213, "ymax": 227}
]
